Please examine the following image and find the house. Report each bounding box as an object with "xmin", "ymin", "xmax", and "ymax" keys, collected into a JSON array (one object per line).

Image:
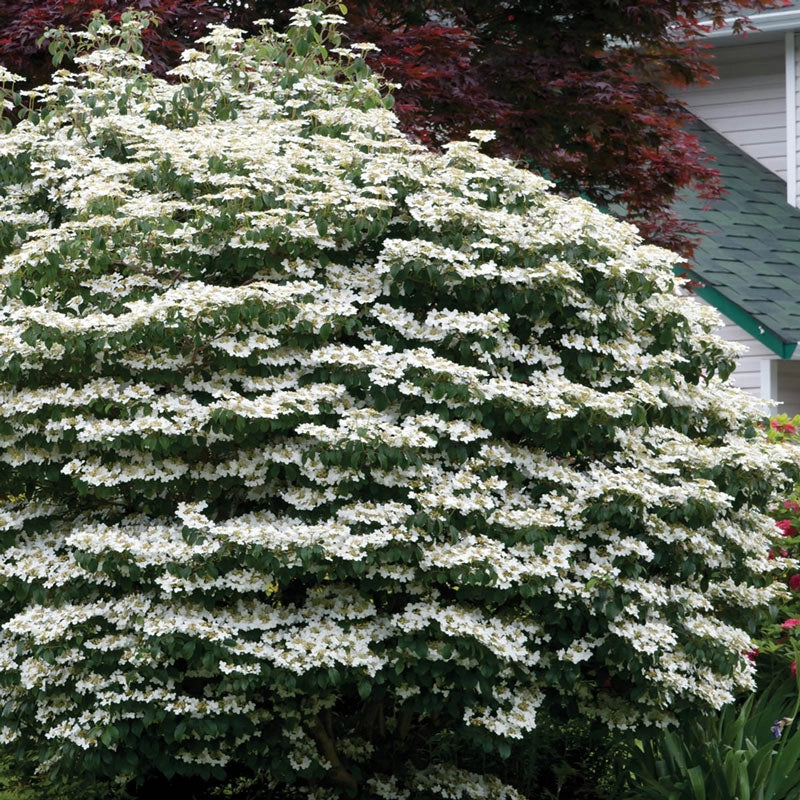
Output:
[{"xmin": 671, "ymin": 1, "xmax": 800, "ymax": 415}]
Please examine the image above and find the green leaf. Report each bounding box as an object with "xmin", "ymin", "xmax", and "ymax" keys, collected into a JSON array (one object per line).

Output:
[
  {"xmin": 100, "ymin": 725, "xmax": 119, "ymax": 747},
  {"xmin": 357, "ymin": 680, "xmax": 372, "ymax": 699},
  {"xmin": 686, "ymin": 765, "xmax": 706, "ymax": 800}
]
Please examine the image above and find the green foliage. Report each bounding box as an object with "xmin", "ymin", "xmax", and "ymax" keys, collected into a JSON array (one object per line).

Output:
[
  {"xmin": 750, "ymin": 420, "xmax": 800, "ymax": 682},
  {"xmin": 1, "ymin": 3, "xmax": 799, "ymax": 798},
  {"xmin": 763, "ymin": 415, "xmax": 800, "ymax": 445},
  {"xmin": 625, "ymin": 678, "xmax": 800, "ymax": 800},
  {"xmin": 434, "ymin": 713, "xmax": 631, "ymax": 800},
  {"xmin": 0, "ymin": 753, "xmax": 126, "ymax": 800},
  {"xmin": 38, "ymin": 9, "xmax": 155, "ymax": 68}
]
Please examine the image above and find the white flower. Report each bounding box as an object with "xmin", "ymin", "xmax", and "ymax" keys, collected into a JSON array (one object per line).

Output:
[{"xmin": 467, "ymin": 129, "xmax": 496, "ymax": 143}]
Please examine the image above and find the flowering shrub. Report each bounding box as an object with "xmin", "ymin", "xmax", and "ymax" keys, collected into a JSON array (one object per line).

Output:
[
  {"xmin": 764, "ymin": 414, "xmax": 800, "ymax": 444},
  {"xmin": 0, "ymin": 5, "xmax": 799, "ymax": 797},
  {"xmin": 755, "ymin": 428, "xmax": 800, "ymax": 681}
]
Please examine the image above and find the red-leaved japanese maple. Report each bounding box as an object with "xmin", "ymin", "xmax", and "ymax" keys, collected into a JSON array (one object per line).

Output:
[{"xmin": 0, "ymin": 0, "xmax": 788, "ymax": 255}]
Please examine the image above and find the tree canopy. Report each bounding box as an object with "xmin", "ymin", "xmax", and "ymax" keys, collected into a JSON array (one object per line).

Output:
[
  {"xmin": 0, "ymin": 0, "xmax": 224, "ymax": 84},
  {"xmin": 320, "ymin": 0, "xmax": 787, "ymax": 254},
  {"xmin": 0, "ymin": 0, "xmax": 786, "ymax": 255},
  {"xmin": 0, "ymin": 7, "xmax": 797, "ymax": 797}
]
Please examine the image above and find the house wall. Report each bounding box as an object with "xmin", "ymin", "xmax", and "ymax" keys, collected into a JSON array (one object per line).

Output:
[
  {"xmin": 674, "ymin": 38, "xmax": 787, "ymax": 180},
  {"xmin": 687, "ymin": 296, "xmax": 800, "ymax": 416},
  {"xmin": 670, "ymin": 24, "xmax": 800, "ymax": 418},
  {"xmin": 776, "ymin": 361, "xmax": 800, "ymax": 417},
  {"xmin": 709, "ymin": 308, "xmax": 777, "ymax": 397}
]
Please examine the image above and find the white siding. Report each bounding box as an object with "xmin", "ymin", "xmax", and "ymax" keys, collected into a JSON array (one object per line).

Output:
[
  {"xmin": 685, "ymin": 297, "xmax": 800, "ymax": 416},
  {"xmin": 689, "ymin": 296, "xmax": 776, "ymax": 408},
  {"xmin": 674, "ymin": 39, "xmax": 787, "ymax": 178},
  {"xmin": 777, "ymin": 361, "xmax": 800, "ymax": 417},
  {"xmin": 711, "ymin": 313, "xmax": 778, "ymax": 398}
]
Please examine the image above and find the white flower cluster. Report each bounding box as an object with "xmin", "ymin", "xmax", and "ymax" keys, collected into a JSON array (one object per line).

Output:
[
  {"xmin": 410, "ymin": 763, "xmax": 528, "ymax": 800},
  {"xmin": 0, "ymin": 5, "xmax": 797, "ymax": 796}
]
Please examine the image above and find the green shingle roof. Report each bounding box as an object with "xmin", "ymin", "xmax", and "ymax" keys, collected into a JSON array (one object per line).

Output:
[{"xmin": 675, "ymin": 119, "xmax": 800, "ymax": 358}]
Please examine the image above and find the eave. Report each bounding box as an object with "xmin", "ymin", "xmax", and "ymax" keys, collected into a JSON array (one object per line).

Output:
[{"xmin": 705, "ymin": 6, "xmax": 800, "ymax": 38}]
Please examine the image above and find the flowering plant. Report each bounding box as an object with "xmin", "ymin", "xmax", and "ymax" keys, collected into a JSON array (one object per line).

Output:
[
  {"xmin": 764, "ymin": 414, "xmax": 800, "ymax": 444},
  {"xmin": 752, "ymin": 424, "xmax": 800, "ymax": 681},
  {"xmin": 0, "ymin": 4, "xmax": 799, "ymax": 797},
  {"xmin": 625, "ymin": 675, "xmax": 800, "ymax": 800}
]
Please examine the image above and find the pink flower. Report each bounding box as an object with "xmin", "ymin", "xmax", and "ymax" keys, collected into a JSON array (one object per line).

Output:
[
  {"xmin": 785, "ymin": 500, "xmax": 800, "ymax": 514},
  {"xmin": 771, "ymin": 420, "xmax": 798, "ymax": 434},
  {"xmin": 789, "ymin": 574, "xmax": 800, "ymax": 591},
  {"xmin": 777, "ymin": 519, "xmax": 798, "ymax": 537},
  {"xmin": 768, "ymin": 548, "xmax": 789, "ymax": 560},
  {"xmin": 745, "ymin": 648, "xmax": 759, "ymax": 662},
  {"xmin": 781, "ymin": 619, "xmax": 800, "ymax": 629}
]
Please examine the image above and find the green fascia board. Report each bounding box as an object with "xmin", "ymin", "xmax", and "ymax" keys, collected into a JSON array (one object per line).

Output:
[{"xmin": 675, "ymin": 268, "xmax": 798, "ymax": 359}]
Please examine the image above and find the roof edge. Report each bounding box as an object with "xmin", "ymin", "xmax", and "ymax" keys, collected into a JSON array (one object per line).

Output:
[
  {"xmin": 704, "ymin": 7, "xmax": 800, "ymax": 37},
  {"xmin": 676, "ymin": 271, "xmax": 798, "ymax": 358}
]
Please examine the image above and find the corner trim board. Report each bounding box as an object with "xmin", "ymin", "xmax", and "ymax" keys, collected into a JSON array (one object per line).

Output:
[{"xmin": 787, "ymin": 31, "xmax": 797, "ymax": 206}]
